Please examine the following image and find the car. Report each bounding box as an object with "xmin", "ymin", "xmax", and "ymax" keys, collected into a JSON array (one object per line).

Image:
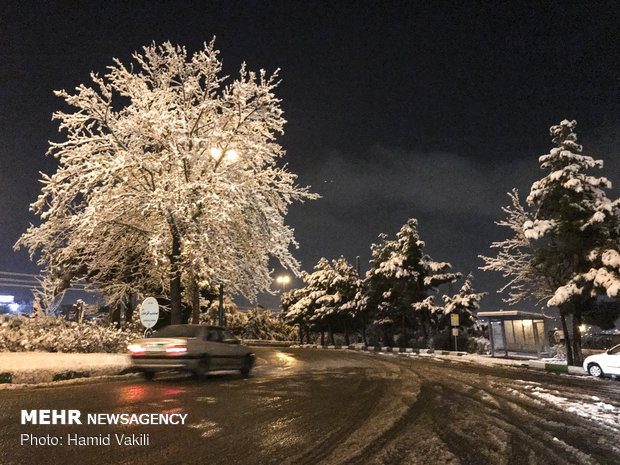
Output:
[
  {"xmin": 128, "ymin": 324, "xmax": 255, "ymax": 380},
  {"xmin": 583, "ymin": 344, "xmax": 620, "ymax": 378}
]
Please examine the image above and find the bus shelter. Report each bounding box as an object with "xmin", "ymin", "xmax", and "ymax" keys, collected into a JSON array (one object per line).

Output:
[{"xmin": 478, "ymin": 311, "xmax": 550, "ymax": 358}]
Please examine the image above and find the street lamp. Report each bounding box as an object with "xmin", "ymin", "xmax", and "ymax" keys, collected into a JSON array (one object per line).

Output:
[
  {"xmin": 276, "ymin": 275, "xmax": 290, "ymax": 292},
  {"xmin": 210, "ymin": 147, "xmax": 239, "ymax": 163}
]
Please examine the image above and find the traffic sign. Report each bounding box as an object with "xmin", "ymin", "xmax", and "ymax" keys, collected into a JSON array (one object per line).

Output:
[
  {"xmin": 451, "ymin": 314, "xmax": 459, "ymax": 327},
  {"xmin": 140, "ymin": 297, "xmax": 159, "ymax": 328}
]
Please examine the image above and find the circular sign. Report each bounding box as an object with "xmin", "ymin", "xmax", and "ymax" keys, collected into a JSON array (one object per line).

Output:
[{"xmin": 140, "ymin": 297, "xmax": 160, "ymax": 328}]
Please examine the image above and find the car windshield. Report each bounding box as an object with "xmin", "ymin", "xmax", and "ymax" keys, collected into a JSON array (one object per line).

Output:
[
  {"xmin": 608, "ymin": 344, "xmax": 620, "ymax": 355},
  {"xmin": 155, "ymin": 325, "xmax": 203, "ymax": 338}
]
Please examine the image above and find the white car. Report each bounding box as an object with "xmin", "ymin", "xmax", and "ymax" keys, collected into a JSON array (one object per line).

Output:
[{"xmin": 583, "ymin": 344, "xmax": 620, "ymax": 378}]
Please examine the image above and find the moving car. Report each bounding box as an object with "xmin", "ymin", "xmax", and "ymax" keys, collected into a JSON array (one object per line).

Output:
[
  {"xmin": 128, "ymin": 324, "xmax": 255, "ymax": 380},
  {"xmin": 583, "ymin": 344, "xmax": 620, "ymax": 378}
]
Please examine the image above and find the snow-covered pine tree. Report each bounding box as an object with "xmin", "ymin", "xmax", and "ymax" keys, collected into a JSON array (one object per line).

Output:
[
  {"xmin": 281, "ymin": 256, "xmax": 363, "ymax": 345},
  {"xmin": 367, "ymin": 218, "xmax": 461, "ymax": 347},
  {"xmin": 479, "ymin": 189, "xmax": 579, "ymax": 363},
  {"xmin": 525, "ymin": 120, "xmax": 619, "ymax": 365},
  {"xmin": 16, "ymin": 41, "xmax": 317, "ymax": 323},
  {"xmin": 281, "ymin": 286, "xmax": 314, "ymax": 344},
  {"xmin": 442, "ymin": 273, "xmax": 486, "ymax": 329}
]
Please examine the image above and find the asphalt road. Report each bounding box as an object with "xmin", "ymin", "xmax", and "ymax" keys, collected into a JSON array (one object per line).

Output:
[{"xmin": 1, "ymin": 348, "xmax": 619, "ymax": 465}]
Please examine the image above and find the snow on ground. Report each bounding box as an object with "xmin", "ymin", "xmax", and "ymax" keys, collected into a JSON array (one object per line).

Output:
[
  {"xmin": 527, "ymin": 385, "xmax": 620, "ymax": 430},
  {"xmin": 0, "ymin": 352, "xmax": 131, "ymax": 372},
  {"xmin": 0, "ymin": 352, "xmax": 132, "ymax": 385}
]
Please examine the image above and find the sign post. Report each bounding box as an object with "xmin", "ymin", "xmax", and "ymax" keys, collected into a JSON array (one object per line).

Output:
[
  {"xmin": 451, "ymin": 314, "xmax": 459, "ymax": 351},
  {"xmin": 140, "ymin": 297, "xmax": 160, "ymax": 337}
]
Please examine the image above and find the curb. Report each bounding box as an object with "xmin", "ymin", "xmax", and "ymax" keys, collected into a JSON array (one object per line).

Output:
[
  {"xmin": 528, "ymin": 360, "xmax": 587, "ymax": 376},
  {"xmin": 290, "ymin": 344, "xmax": 588, "ymax": 376},
  {"xmin": 0, "ymin": 367, "xmax": 138, "ymax": 385},
  {"xmin": 290, "ymin": 344, "xmax": 467, "ymax": 358}
]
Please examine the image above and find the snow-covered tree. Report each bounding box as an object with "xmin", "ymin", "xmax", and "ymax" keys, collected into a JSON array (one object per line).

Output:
[
  {"xmin": 479, "ymin": 190, "xmax": 561, "ymax": 303},
  {"xmin": 479, "ymin": 189, "xmax": 579, "ymax": 362},
  {"xmin": 367, "ymin": 218, "xmax": 461, "ymax": 346},
  {"xmin": 442, "ymin": 273, "xmax": 486, "ymax": 329},
  {"xmin": 526, "ymin": 120, "xmax": 619, "ymax": 365},
  {"xmin": 281, "ymin": 286, "xmax": 313, "ymax": 343},
  {"xmin": 16, "ymin": 41, "xmax": 317, "ymax": 324},
  {"xmin": 281, "ymin": 256, "xmax": 365, "ymax": 345},
  {"xmin": 481, "ymin": 120, "xmax": 618, "ymax": 365}
]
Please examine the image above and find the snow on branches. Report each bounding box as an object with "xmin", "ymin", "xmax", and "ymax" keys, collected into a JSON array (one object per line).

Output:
[
  {"xmin": 443, "ymin": 273, "xmax": 486, "ymax": 323},
  {"xmin": 481, "ymin": 120, "xmax": 619, "ymax": 311},
  {"xmin": 15, "ymin": 41, "xmax": 317, "ymax": 313},
  {"xmin": 368, "ymin": 218, "xmax": 461, "ymax": 321}
]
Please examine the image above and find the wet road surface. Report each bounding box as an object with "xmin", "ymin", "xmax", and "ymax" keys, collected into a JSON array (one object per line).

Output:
[{"xmin": 1, "ymin": 347, "xmax": 619, "ymax": 465}]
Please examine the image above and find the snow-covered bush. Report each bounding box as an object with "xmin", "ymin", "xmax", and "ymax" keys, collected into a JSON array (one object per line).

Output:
[
  {"xmin": 200, "ymin": 303, "xmax": 295, "ymax": 341},
  {"xmin": 550, "ymin": 344, "xmax": 567, "ymax": 360},
  {"xmin": 468, "ymin": 336, "xmax": 491, "ymax": 355},
  {"xmin": 242, "ymin": 307, "xmax": 296, "ymax": 341},
  {"xmin": 0, "ymin": 315, "xmax": 141, "ymax": 353}
]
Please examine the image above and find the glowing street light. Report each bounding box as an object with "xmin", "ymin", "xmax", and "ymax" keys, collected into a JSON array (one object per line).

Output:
[
  {"xmin": 225, "ymin": 149, "xmax": 239, "ymax": 162},
  {"xmin": 210, "ymin": 147, "xmax": 239, "ymax": 163},
  {"xmin": 276, "ymin": 275, "xmax": 290, "ymax": 292}
]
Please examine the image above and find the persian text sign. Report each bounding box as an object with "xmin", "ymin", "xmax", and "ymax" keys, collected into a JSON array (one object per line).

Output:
[{"xmin": 140, "ymin": 297, "xmax": 159, "ymax": 328}]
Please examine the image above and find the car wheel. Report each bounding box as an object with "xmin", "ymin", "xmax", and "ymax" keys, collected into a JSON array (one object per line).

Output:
[
  {"xmin": 240, "ymin": 355, "xmax": 253, "ymax": 378},
  {"xmin": 193, "ymin": 356, "xmax": 210, "ymax": 381},
  {"xmin": 588, "ymin": 363, "xmax": 603, "ymax": 378},
  {"xmin": 142, "ymin": 370, "xmax": 155, "ymax": 381}
]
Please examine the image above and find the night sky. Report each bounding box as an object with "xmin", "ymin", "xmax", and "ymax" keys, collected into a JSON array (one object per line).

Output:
[{"xmin": 1, "ymin": 1, "xmax": 618, "ymax": 311}]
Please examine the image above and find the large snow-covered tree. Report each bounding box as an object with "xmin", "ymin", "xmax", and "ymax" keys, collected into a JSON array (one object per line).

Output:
[
  {"xmin": 481, "ymin": 120, "xmax": 618, "ymax": 365},
  {"xmin": 526, "ymin": 120, "xmax": 619, "ymax": 364},
  {"xmin": 366, "ymin": 218, "xmax": 461, "ymax": 346},
  {"xmin": 16, "ymin": 41, "xmax": 317, "ymax": 323},
  {"xmin": 479, "ymin": 189, "xmax": 578, "ymax": 362}
]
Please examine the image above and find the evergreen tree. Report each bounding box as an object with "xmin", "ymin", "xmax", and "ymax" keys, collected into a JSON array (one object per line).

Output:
[
  {"xmin": 526, "ymin": 120, "xmax": 619, "ymax": 365},
  {"xmin": 367, "ymin": 219, "xmax": 461, "ymax": 346},
  {"xmin": 442, "ymin": 273, "xmax": 486, "ymax": 330},
  {"xmin": 482, "ymin": 120, "xmax": 618, "ymax": 365}
]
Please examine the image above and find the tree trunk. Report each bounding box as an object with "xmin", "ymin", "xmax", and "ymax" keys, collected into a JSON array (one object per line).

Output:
[
  {"xmin": 361, "ymin": 315, "xmax": 368, "ymax": 346},
  {"xmin": 420, "ymin": 314, "xmax": 429, "ymax": 346},
  {"xmin": 168, "ymin": 219, "xmax": 183, "ymax": 325},
  {"xmin": 571, "ymin": 309, "xmax": 584, "ymax": 366},
  {"xmin": 400, "ymin": 314, "xmax": 407, "ymax": 348},
  {"xmin": 110, "ymin": 305, "xmax": 121, "ymax": 329},
  {"xmin": 328, "ymin": 321, "xmax": 335, "ymax": 345},
  {"xmin": 343, "ymin": 320, "xmax": 350, "ymax": 346},
  {"xmin": 560, "ymin": 310, "xmax": 573, "ymax": 366},
  {"xmin": 123, "ymin": 294, "xmax": 134, "ymax": 325},
  {"xmin": 190, "ymin": 277, "xmax": 200, "ymax": 324},
  {"xmin": 320, "ymin": 330, "xmax": 325, "ymax": 346},
  {"xmin": 383, "ymin": 325, "xmax": 394, "ymax": 347}
]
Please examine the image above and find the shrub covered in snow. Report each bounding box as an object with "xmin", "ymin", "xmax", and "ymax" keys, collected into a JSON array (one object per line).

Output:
[
  {"xmin": 468, "ymin": 336, "xmax": 491, "ymax": 355},
  {"xmin": 0, "ymin": 315, "xmax": 141, "ymax": 353},
  {"xmin": 550, "ymin": 344, "xmax": 567, "ymax": 361},
  {"xmin": 200, "ymin": 303, "xmax": 295, "ymax": 341}
]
